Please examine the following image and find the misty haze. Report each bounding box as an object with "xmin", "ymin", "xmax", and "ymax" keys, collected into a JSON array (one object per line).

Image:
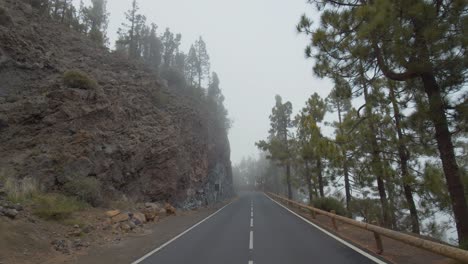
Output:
[{"xmin": 0, "ymin": 0, "xmax": 467, "ymax": 263}]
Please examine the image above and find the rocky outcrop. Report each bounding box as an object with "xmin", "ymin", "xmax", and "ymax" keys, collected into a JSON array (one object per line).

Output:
[{"xmin": 0, "ymin": 0, "xmax": 233, "ymax": 207}]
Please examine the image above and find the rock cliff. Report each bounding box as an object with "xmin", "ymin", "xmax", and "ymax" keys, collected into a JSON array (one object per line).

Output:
[{"xmin": 0, "ymin": 0, "xmax": 233, "ymax": 208}]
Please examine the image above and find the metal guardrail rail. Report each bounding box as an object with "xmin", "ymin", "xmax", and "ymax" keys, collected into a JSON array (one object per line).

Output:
[{"xmin": 267, "ymin": 192, "xmax": 468, "ymax": 263}]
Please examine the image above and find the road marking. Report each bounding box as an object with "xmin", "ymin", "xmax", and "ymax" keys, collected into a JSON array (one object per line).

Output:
[
  {"xmin": 250, "ymin": 218, "xmax": 253, "ymax": 227},
  {"xmin": 248, "ymin": 261, "xmax": 253, "ymax": 264},
  {"xmin": 265, "ymin": 194, "xmax": 387, "ymax": 264},
  {"xmin": 131, "ymin": 201, "xmax": 234, "ymax": 264},
  {"xmin": 251, "ymin": 211, "xmax": 253, "ymax": 217},
  {"xmin": 249, "ymin": 230, "xmax": 254, "ymax": 249}
]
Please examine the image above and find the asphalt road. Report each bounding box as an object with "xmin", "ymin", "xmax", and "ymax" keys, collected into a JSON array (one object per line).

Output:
[{"xmin": 134, "ymin": 192, "xmax": 385, "ymax": 264}]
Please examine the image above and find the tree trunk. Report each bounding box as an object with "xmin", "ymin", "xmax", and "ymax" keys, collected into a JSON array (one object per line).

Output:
[
  {"xmin": 198, "ymin": 74, "xmax": 202, "ymax": 89},
  {"xmin": 389, "ymin": 83, "xmax": 420, "ymax": 234},
  {"xmin": 317, "ymin": 159, "xmax": 324, "ymax": 198},
  {"xmin": 343, "ymin": 156, "xmax": 351, "ymax": 211},
  {"xmin": 305, "ymin": 160, "xmax": 314, "ymax": 204},
  {"xmin": 421, "ymin": 72, "xmax": 468, "ymax": 248},
  {"xmin": 286, "ymin": 163, "xmax": 292, "ymax": 199},
  {"xmin": 362, "ymin": 80, "xmax": 391, "ymax": 227},
  {"xmin": 337, "ymin": 103, "xmax": 352, "ymax": 210}
]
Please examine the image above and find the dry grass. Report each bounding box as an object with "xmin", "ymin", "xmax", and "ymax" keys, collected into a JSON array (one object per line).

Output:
[
  {"xmin": 4, "ymin": 177, "xmax": 40, "ymax": 203},
  {"xmin": 2, "ymin": 176, "xmax": 86, "ymax": 221},
  {"xmin": 108, "ymin": 194, "xmax": 138, "ymax": 210}
]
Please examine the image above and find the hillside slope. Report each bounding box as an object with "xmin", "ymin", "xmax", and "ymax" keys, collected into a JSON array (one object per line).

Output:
[{"xmin": 0, "ymin": 0, "xmax": 233, "ymax": 207}]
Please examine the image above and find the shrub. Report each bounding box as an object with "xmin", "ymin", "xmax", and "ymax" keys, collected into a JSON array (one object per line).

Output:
[
  {"xmin": 350, "ymin": 198, "xmax": 382, "ymax": 223},
  {"xmin": 32, "ymin": 193, "xmax": 86, "ymax": 220},
  {"xmin": 313, "ymin": 197, "xmax": 347, "ymax": 216},
  {"xmin": 63, "ymin": 177, "xmax": 102, "ymax": 206},
  {"xmin": 63, "ymin": 70, "xmax": 98, "ymax": 90}
]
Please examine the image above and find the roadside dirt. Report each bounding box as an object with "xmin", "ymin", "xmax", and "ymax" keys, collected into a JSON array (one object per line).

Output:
[
  {"xmin": 0, "ymin": 201, "xmax": 229, "ymax": 264},
  {"xmin": 271, "ymin": 196, "xmax": 459, "ymax": 264},
  {"xmin": 71, "ymin": 206, "xmax": 223, "ymax": 264}
]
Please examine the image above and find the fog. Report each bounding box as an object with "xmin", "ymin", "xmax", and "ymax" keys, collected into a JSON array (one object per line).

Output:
[{"xmin": 97, "ymin": 0, "xmax": 333, "ymax": 163}]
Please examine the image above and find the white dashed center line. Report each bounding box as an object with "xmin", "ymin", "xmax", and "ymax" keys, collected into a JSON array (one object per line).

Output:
[{"xmin": 249, "ymin": 200, "xmax": 254, "ymax": 264}]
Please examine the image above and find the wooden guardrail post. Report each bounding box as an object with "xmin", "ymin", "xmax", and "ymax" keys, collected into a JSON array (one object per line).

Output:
[
  {"xmin": 309, "ymin": 208, "xmax": 316, "ymax": 219},
  {"xmin": 331, "ymin": 210, "xmax": 338, "ymax": 231},
  {"xmin": 371, "ymin": 220, "xmax": 384, "ymax": 254}
]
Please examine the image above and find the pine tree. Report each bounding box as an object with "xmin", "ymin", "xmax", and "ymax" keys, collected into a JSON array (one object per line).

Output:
[
  {"xmin": 207, "ymin": 72, "xmax": 230, "ymax": 131},
  {"xmin": 161, "ymin": 28, "xmax": 182, "ymax": 68},
  {"xmin": 194, "ymin": 37, "xmax": 210, "ymax": 88},
  {"xmin": 142, "ymin": 23, "xmax": 162, "ymax": 74},
  {"xmin": 298, "ymin": 0, "xmax": 468, "ymax": 246},
  {"xmin": 174, "ymin": 52, "xmax": 186, "ymax": 75},
  {"xmin": 85, "ymin": 0, "xmax": 109, "ymax": 46},
  {"xmin": 387, "ymin": 80, "xmax": 421, "ymax": 234},
  {"xmin": 185, "ymin": 45, "xmax": 198, "ymax": 86},
  {"xmin": 117, "ymin": 0, "xmax": 140, "ymax": 58},
  {"xmin": 257, "ymin": 95, "xmax": 294, "ymax": 199},
  {"xmin": 300, "ymin": 93, "xmax": 327, "ymax": 198},
  {"xmin": 327, "ymin": 77, "xmax": 353, "ymax": 211}
]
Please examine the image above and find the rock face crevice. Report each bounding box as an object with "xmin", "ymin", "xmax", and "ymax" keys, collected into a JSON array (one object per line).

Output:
[{"xmin": 0, "ymin": 0, "xmax": 233, "ymax": 207}]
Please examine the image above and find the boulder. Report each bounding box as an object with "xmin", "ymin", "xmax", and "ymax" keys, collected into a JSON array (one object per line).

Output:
[
  {"xmin": 120, "ymin": 223, "xmax": 131, "ymax": 232},
  {"xmin": 159, "ymin": 208, "xmax": 167, "ymax": 217},
  {"xmin": 51, "ymin": 239, "xmax": 70, "ymax": 254},
  {"xmin": 145, "ymin": 202, "xmax": 162, "ymax": 210},
  {"xmin": 111, "ymin": 212, "xmax": 129, "ymax": 223},
  {"xmin": 143, "ymin": 208, "xmax": 158, "ymax": 222},
  {"xmin": 132, "ymin": 212, "xmax": 146, "ymax": 224},
  {"xmin": 72, "ymin": 239, "xmax": 85, "ymax": 250},
  {"xmin": 5, "ymin": 203, "xmax": 23, "ymax": 211},
  {"xmin": 130, "ymin": 218, "xmax": 139, "ymax": 226},
  {"xmin": 128, "ymin": 220, "xmax": 137, "ymax": 229},
  {"xmin": 105, "ymin": 210, "xmax": 121, "ymax": 218},
  {"xmin": 3, "ymin": 208, "xmax": 18, "ymax": 219},
  {"xmin": 67, "ymin": 229, "xmax": 82, "ymax": 237},
  {"xmin": 165, "ymin": 203, "xmax": 176, "ymax": 215}
]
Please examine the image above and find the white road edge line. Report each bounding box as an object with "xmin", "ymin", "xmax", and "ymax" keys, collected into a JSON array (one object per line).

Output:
[
  {"xmin": 131, "ymin": 201, "xmax": 234, "ymax": 264},
  {"xmin": 265, "ymin": 194, "xmax": 387, "ymax": 264},
  {"xmin": 249, "ymin": 230, "xmax": 254, "ymax": 249}
]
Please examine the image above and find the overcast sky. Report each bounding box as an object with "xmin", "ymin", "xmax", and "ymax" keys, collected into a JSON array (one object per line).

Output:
[{"xmin": 98, "ymin": 0, "xmax": 334, "ymax": 164}]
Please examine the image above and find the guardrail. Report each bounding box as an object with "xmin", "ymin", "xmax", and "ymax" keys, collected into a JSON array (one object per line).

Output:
[{"xmin": 267, "ymin": 192, "xmax": 468, "ymax": 263}]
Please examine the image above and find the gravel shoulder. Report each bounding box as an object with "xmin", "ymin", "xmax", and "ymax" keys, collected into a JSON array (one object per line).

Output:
[{"xmin": 68, "ymin": 204, "xmax": 227, "ymax": 264}]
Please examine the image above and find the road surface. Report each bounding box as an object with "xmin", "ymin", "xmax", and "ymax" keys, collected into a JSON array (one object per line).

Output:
[{"xmin": 133, "ymin": 192, "xmax": 385, "ymax": 264}]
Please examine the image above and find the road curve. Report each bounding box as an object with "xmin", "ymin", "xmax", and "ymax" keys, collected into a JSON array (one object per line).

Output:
[{"xmin": 133, "ymin": 192, "xmax": 385, "ymax": 264}]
